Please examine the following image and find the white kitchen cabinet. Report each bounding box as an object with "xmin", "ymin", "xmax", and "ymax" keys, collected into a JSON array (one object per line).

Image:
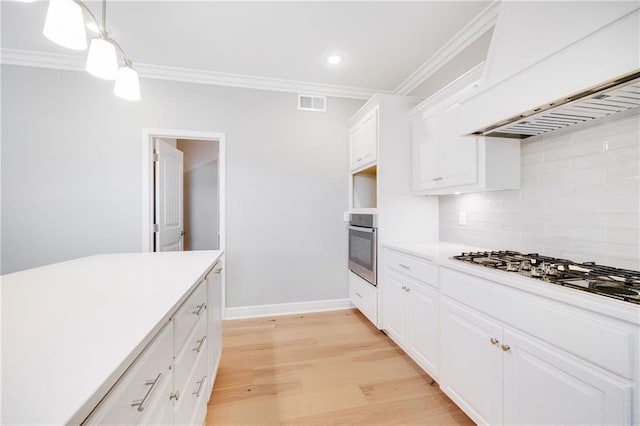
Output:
[
  {"xmin": 84, "ymin": 322, "xmax": 175, "ymax": 426},
  {"xmin": 407, "ymin": 281, "xmax": 439, "ymax": 379},
  {"xmin": 410, "ymin": 63, "xmax": 520, "ymax": 195},
  {"xmin": 439, "ymin": 268, "xmax": 634, "ymax": 426},
  {"xmin": 382, "ymin": 249, "xmax": 439, "ymax": 379},
  {"xmin": 206, "ymin": 261, "xmax": 223, "ymax": 397},
  {"xmin": 349, "ymin": 271, "xmax": 378, "ymax": 326},
  {"xmin": 502, "ymin": 328, "xmax": 630, "ymax": 426},
  {"xmin": 440, "ymin": 299, "xmax": 503, "ymax": 426},
  {"xmin": 383, "ymin": 270, "xmax": 407, "ymax": 347},
  {"xmin": 350, "ymin": 108, "xmax": 378, "ymax": 172}
]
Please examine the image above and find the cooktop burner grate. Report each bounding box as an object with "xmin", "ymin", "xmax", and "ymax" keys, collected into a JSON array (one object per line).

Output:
[{"xmin": 453, "ymin": 251, "xmax": 640, "ymax": 305}]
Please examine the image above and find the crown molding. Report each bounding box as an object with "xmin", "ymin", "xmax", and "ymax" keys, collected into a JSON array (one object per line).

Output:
[
  {"xmin": 393, "ymin": 1, "xmax": 500, "ymax": 96},
  {"xmin": 0, "ymin": 48, "xmax": 386, "ymax": 100}
]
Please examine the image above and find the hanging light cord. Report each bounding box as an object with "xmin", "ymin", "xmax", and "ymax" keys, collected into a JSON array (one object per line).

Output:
[{"xmin": 72, "ymin": 0, "xmax": 133, "ymax": 67}]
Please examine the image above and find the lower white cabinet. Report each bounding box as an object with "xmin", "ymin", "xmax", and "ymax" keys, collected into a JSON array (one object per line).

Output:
[
  {"xmin": 349, "ymin": 271, "xmax": 378, "ymax": 326},
  {"xmin": 382, "ymin": 249, "xmax": 439, "ymax": 379},
  {"xmin": 440, "ymin": 299, "xmax": 504, "ymax": 425},
  {"xmin": 502, "ymin": 328, "xmax": 631, "ymax": 426},
  {"xmin": 85, "ymin": 274, "xmax": 221, "ymax": 426},
  {"xmin": 206, "ymin": 261, "xmax": 223, "ymax": 396},
  {"xmin": 85, "ymin": 322, "xmax": 174, "ymax": 425},
  {"xmin": 440, "ymin": 297, "xmax": 632, "ymax": 426}
]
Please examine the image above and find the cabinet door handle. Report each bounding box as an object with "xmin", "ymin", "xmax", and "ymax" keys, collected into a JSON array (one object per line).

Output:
[
  {"xmin": 490, "ymin": 337, "xmax": 499, "ymax": 345},
  {"xmin": 170, "ymin": 390, "xmax": 180, "ymax": 401},
  {"xmin": 192, "ymin": 302, "xmax": 206, "ymax": 316},
  {"xmin": 193, "ymin": 375, "xmax": 207, "ymax": 398},
  {"xmin": 193, "ymin": 336, "xmax": 207, "ymax": 353},
  {"xmin": 406, "ymin": 287, "xmax": 411, "ymax": 293},
  {"xmin": 501, "ymin": 344, "xmax": 511, "ymax": 352},
  {"xmin": 355, "ymin": 292, "xmax": 362, "ymax": 298},
  {"xmin": 214, "ymin": 268, "xmax": 223, "ymax": 274},
  {"xmin": 131, "ymin": 373, "xmax": 162, "ymax": 412},
  {"xmin": 398, "ymin": 264, "xmax": 411, "ymax": 270}
]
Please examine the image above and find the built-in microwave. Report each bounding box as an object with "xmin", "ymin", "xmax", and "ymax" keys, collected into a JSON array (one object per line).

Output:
[{"xmin": 348, "ymin": 213, "xmax": 377, "ymax": 286}]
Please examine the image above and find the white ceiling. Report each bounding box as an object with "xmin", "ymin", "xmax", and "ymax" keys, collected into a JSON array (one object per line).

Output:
[{"xmin": 1, "ymin": 1, "xmax": 492, "ymax": 96}]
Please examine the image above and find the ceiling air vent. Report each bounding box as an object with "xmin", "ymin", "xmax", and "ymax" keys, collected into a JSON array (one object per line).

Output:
[{"xmin": 298, "ymin": 94, "xmax": 326, "ymax": 112}]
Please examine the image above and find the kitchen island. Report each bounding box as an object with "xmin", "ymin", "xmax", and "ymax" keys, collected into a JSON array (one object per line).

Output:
[{"xmin": 1, "ymin": 250, "xmax": 223, "ymax": 425}]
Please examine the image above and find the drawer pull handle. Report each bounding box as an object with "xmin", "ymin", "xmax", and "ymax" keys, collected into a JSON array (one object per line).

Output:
[
  {"xmin": 193, "ymin": 375, "xmax": 207, "ymax": 398},
  {"xmin": 193, "ymin": 336, "xmax": 207, "ymax": 353},
  {"xmin": 399, "ymin": 264, "xmax": 411, "ymax": 270},
  {"xmin": 355, "ymin": 292, "xmax": 362, "ymax": 298},
  {"xmin": 501, "ymin": 344, "xmax": 511, "ymax": 352},
  {"xmin": 192, "ymin": 303, "xmax": 206, "ymax": 316},
  {"xmin": 131, "ymin": 373, "xmax": 162, "ymax": 412},
  {"xmin": 490, "ymin": 337, "xmax": 499, "ymax": 345},
  {"xmin": 214, "ymin": 268, "xmax": 223, "ymax": 274},
  {"xmin": 170, "ymin": 390, "xmax": 180, "ymax": 401}
]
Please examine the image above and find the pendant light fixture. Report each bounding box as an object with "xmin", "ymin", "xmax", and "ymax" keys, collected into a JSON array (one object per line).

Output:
[
  {"xmin": 86, "ymin": 38, "xmax": 118, "ymax": 79},
  {"xmin": 39, "ymin": 0, "xmax": 141, "ymax": 100},
  {"xmin": 114, "ymin": 63, "xmax": 141, "ymax": 101},
  {"xmin": 43, "ymin": 0, "xmax": 87, "ymax": 50}
]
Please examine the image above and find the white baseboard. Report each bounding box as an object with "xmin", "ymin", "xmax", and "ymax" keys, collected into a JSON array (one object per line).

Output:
[{"xmin": 224, "ymin": 298, "xmax": 353, "ymax": 320}]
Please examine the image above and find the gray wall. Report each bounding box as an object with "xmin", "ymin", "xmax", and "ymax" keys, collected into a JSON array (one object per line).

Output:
[
  {"xmin": 1, "ymin": 65, "xmax": 363, "ymax": 308},
  {"xmin": 183, "ymin": 160, "xmax": 218, "ymax": 251}
]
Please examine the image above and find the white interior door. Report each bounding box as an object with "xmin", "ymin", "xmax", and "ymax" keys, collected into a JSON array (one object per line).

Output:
[{"xmin": 155, "ymin": 139, "xmax": 184, "ymax": 252}]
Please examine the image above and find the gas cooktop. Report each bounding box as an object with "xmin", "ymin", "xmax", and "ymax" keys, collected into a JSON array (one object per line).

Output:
[{"xmin": 453, "ymin": 251, "xmax": 640, "ymax": 305}]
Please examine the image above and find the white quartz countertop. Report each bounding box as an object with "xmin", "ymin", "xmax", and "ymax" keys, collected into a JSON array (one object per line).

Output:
[
  {"xmin": 382, "ymin": 242, "xmax": 640, "ymax": 325},
  {"xmin": 1, "ymin": 250, "xmax": 223, "ymax": 425},
  {"xmin": 382, "ymin": 241, "xmax": 488, "ymax": 264}
]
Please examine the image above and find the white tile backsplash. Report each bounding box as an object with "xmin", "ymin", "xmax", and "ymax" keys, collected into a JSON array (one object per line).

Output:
[{"xmin": 440, "ymin": 112, "xmax": 640, "ymax": 270}]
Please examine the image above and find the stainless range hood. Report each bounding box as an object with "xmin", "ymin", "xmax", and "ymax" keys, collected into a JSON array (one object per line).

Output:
[
  {"xmin": 472, "ymin": 70, "xmax": 640, "ymax": 139},
  {"xmin": 459, "ymin": 2, "xmax": 640, "ymax": 140}
]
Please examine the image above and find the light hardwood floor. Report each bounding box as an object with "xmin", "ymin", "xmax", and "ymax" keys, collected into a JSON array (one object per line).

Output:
[{"xmin": 206, "ymin": 309, "xmax": 474, "ymax": 426}]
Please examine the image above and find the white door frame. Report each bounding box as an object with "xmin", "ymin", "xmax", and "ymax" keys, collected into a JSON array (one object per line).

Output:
[{"xmin": 141, "ymin": 128, "xmax": 227, "ymax": 314}]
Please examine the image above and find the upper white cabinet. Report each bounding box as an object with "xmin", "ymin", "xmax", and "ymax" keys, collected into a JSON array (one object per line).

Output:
[
  {"xmin": 350, "ymin": 108, "xmax": 378, "ymax": 172},
  {"xmin": 410, "ymin": 64, "xmax": 520, "ymax": 196}
]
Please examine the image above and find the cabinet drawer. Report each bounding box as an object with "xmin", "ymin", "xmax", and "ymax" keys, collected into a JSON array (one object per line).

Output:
[
  {"xmin": 173, "ymin": 338, "xmax": 209, "ymax": 426},
  {"xmin": 384, "ymin": 249, "xmax": 438, "ymax": 287},
  {"xmin": 175, "ymin": 312, "xmax": 208, "ymax": 397},
  {"xmin": 349, "ymin": 272, "xmax": 378, "ymax": 326},
  {"xmin": 441, "ymin": 267, "xmax": 635, "ymax": 378},
  {"xmin": 84, "ymin": 322, "xmax": 173, "ymax": 425},
  {"xmin": 173, "ymin": 280, "xmax": 207, "ymax": 353}
]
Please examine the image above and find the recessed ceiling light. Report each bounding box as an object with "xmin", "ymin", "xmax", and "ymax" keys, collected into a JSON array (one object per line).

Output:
[{"xmin": 325, "ymin": 53, "xmax": 345, "ymax": 65}]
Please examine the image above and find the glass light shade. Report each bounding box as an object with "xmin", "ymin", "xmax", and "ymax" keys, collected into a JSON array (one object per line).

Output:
[
  {"xmin": 114, "ymin": 66, "xmax": 141, "ymax": 101},
  {"xmin": 86, "ymin": 38, "xmax": 118, "ymax": 80},
  {"xmin": 43, "ymin": 0, "xmax": 87, "ymax": 50}
]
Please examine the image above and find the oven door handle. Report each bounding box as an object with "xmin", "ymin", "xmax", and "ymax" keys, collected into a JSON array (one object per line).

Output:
[{"xmin": 348, "ymin": 226, "xmax": 376, "ymax": 233}]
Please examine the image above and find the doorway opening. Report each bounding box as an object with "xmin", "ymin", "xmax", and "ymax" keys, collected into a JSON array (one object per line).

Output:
[
  {"xmin": 142, "ymin": 129, "xmax": 225, "ymax": 253},
  {"xmin": 151, "ymin": 137, "xmax": 220, "ymax": 252},
  {"xmin": 141, "ymin": 128, "xmax": 226, "ymax": 309}
]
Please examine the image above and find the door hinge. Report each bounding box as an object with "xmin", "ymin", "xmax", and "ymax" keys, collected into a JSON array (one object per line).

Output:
[
  {"xmin": 152, "ymin": 224, "xmax": 159, "ymax": 233},
  {"xmin": 153, "ymin": 151, "xmax": 159, "ymax": 162}
]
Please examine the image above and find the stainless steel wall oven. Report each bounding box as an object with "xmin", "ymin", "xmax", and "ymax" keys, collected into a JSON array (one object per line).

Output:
[{"xmin": 348, "ymin": 213, "xmax": 377, "ymax": 286}]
